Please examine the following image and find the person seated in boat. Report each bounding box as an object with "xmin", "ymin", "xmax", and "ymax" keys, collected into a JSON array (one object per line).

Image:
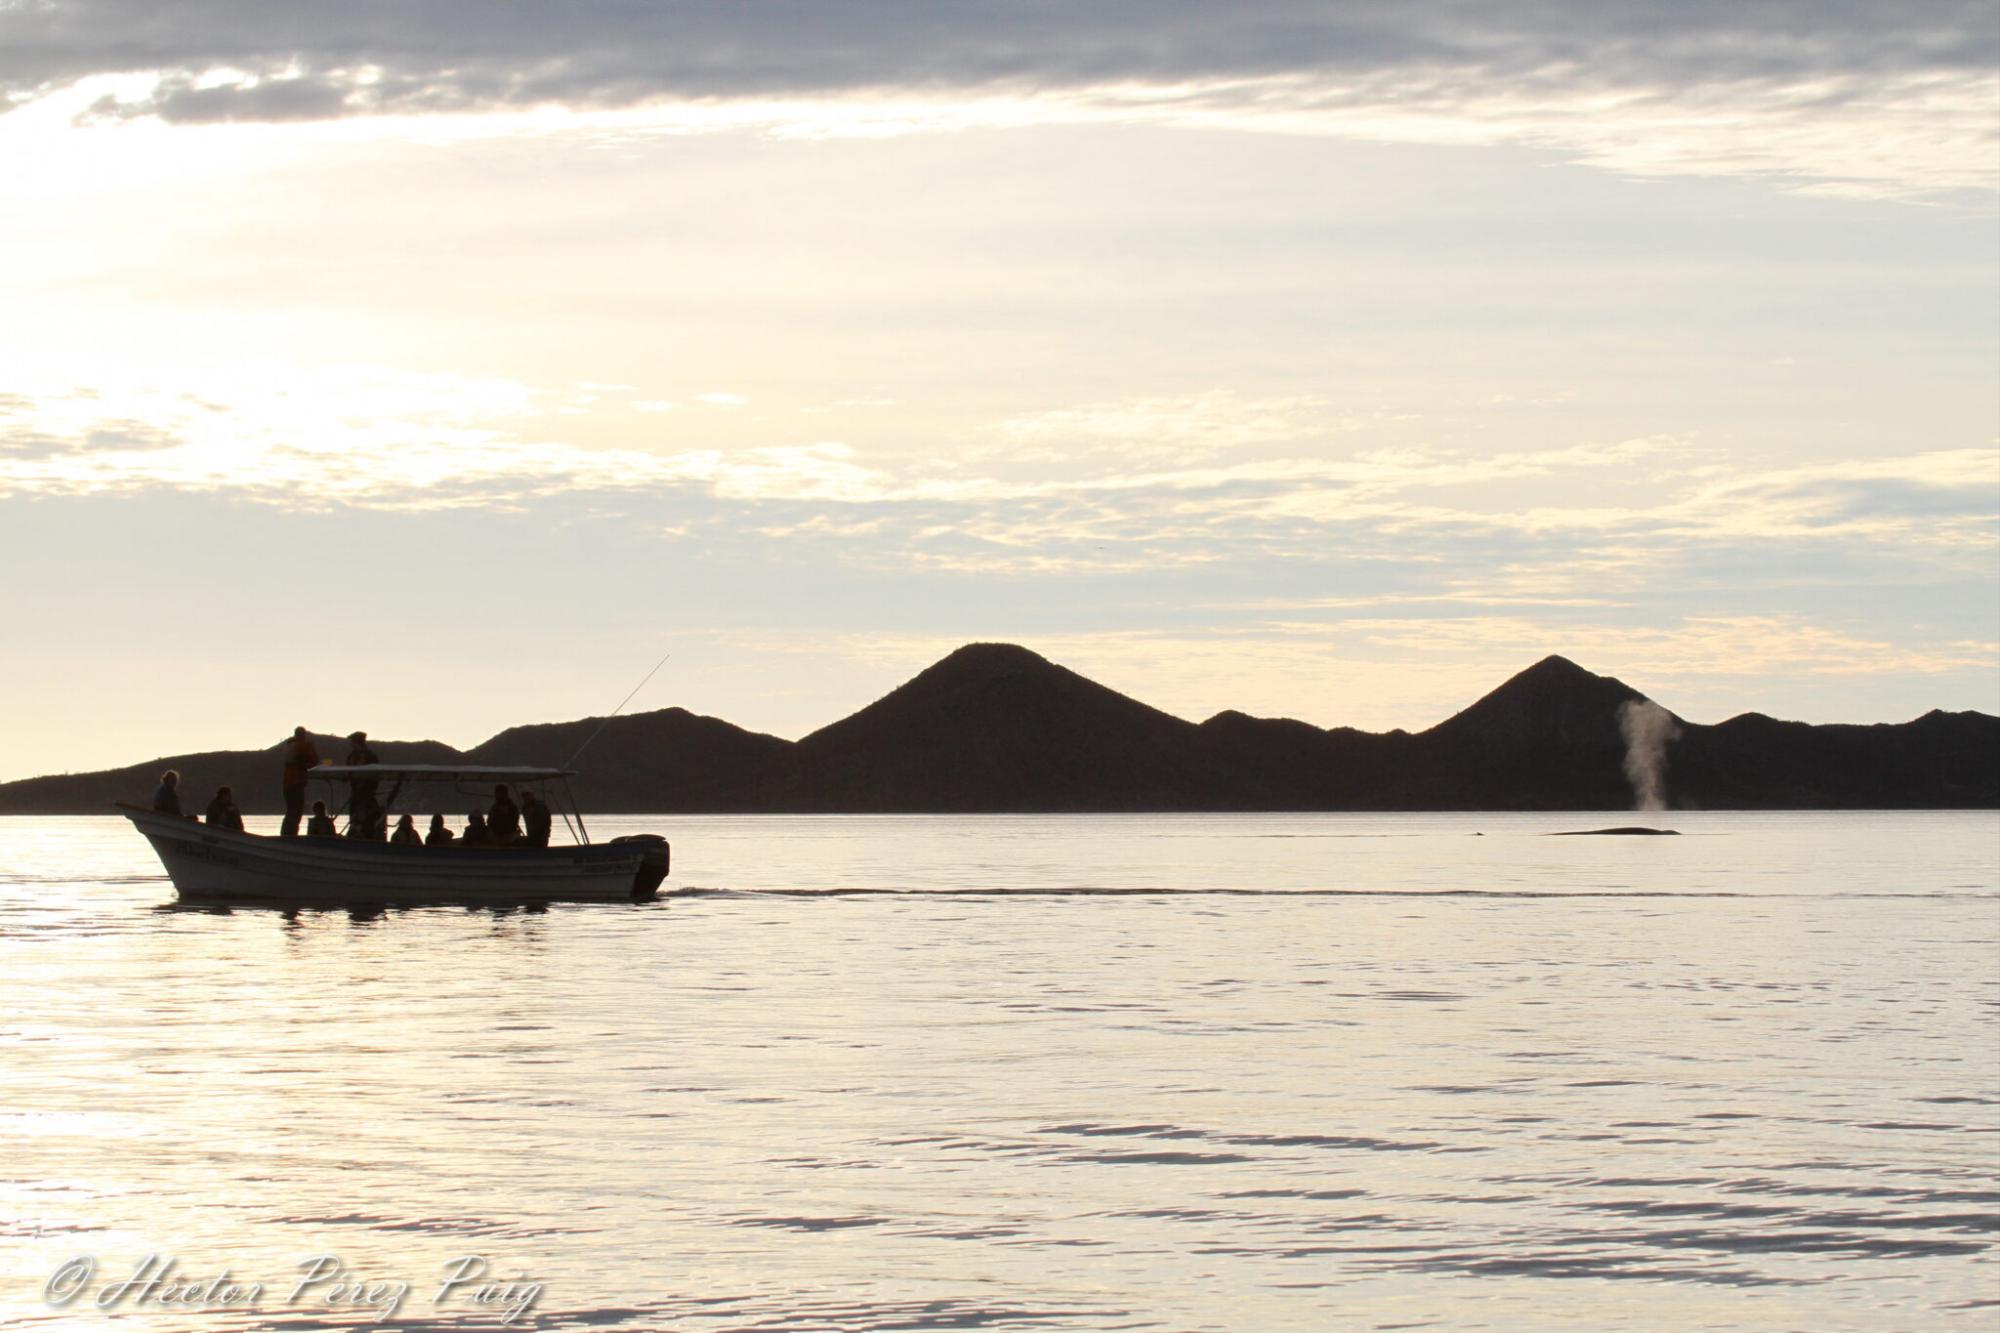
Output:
[
  {"xmin": 152, "ymin": 769, "xmax": 184, "ymax": 817},
  {"xmin": 488, "ymin": 785, "xmax": 521, "ymax": 844},
  {"xmin": 345, "ymin": 791, "xmax": 387, "ymax": 841},
  {"xmin": 425, "ymin": 813, "xmax": 455, "ymax": 847},
  {"xmin": 461, "ymin": 810, "xmax": 492, "ymax": 846},
  {"xmin": 205, "ymin": 785, "xmax": 244, "ymax": 832},
  {"xmin": 520, "ymin": 789, "xmax": 552, "ymax": 848},
  {"xmin": 306, "ymin": 800, "xmax": 338, "ymax": 837},
  {"xmin": 390, "ymin": 813, "xmax": 422, "ymax": 846}
]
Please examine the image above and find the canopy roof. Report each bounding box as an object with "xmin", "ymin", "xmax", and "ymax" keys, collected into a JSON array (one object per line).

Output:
[{"xmin": 308, "ymin": 764, "xmax": 574, "ymax": 784}]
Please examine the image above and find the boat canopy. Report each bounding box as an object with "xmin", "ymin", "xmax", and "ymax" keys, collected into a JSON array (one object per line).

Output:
[{"xmin": 308, "ymin": 764, "xmax": 576, "ymax": 784}]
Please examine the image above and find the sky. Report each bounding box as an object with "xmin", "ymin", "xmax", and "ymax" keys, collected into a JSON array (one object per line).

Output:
[{"xmin": 0, "ymin": 1, "xmax": 1995, "ymax": 781}]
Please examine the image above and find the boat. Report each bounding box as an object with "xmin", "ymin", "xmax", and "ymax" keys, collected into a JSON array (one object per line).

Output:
[{"xmin": 119, "ymin": 764, "xmax": 670, "ymax": 905}]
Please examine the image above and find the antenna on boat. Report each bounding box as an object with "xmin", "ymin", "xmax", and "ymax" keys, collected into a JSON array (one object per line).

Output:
[{"xmin": 564, "ymin": 650, "xmax": 673, "ymax": 769}]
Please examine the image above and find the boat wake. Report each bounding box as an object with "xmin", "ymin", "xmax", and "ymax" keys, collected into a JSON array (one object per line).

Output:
[{"xmin": 661, "ymin": 885, "xmax": 1992, "ymax": 901}]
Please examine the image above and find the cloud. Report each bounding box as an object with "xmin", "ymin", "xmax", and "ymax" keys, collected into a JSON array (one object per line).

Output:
[
  {"xmin": 4, "ymin": 370, "xmax": 1990, "ymax": 739},
  {"xmin": 1654, "ymin": 450, "xmax": 2000, "ymax": 547},
  {"xmin": 5, "ymin": 376, "xmax": 1992, "ymax": 585},
  {"xmin": 0, "ymin": 366, "xmax": 916, "ymax": 516},
  {"xmin": 8, "ymin": 3, "xmax": 1989, "ymax": 112},
  {"xmin": 983, "ymin": 392, "xmax": 1352, "ymax": 466},
  {"xmin": 2, "ymin": 2, "xmax": 1992, "ymax": 197}
]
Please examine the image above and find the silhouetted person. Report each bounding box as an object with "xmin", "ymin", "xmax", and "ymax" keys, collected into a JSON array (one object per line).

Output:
[
  {"xmin": 461, "ymin": 810, "xmax": 492, "ymax": 846},
  {"xmin": 152, "ymin": 770, "xmax": 183, "ymax": 816},
  {"xmin": 280, "ymin": 726, "xmax": 320, "ymax": 838},
  {"xmin": 390, "ymin": 813, "xmax": 421, "ymax": 846},
  {"xmin": 520, "ymin": 789, "xmax": 551, "ymax": 848},
  {"xmin": 306, "ymin": 800, "xmax": 337, "ymax": 837},
  {"xmin": 488, "ymin": 785, "xmax": 520, "ymax": 844},
  {"xmin": 425, "ymin": 813, "xmax": 455, "ymax": 847},
  {"xmin": 346, "ymin": 791, "xmax": 386, "ymax": 841},
  {"xmin": 205, "ymin": 785, "xmax": 243, "ymax": 832},
  {"xmin": 344, "ymin": 730, "xmax": 379, "ymax": 802}
]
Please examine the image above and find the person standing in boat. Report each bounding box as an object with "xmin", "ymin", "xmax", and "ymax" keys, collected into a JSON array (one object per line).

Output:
[
  {"xmin": 488, "ymin": 784, "xmax": 521, "ymax": 844},
  {"xmin": 280, "ymin": 727, "xmax": 320, "ymax": 837},
  {"xmin": 425, "ymin": 813, "xmax": 455, "ymax": 847},
  {"xmin": 205, "ymin": 785, "xmax": 244, "ymax": 832},
  {"xmin": 520, "ymin": 789, "xmax": 552, "ymax": 848},
  {"xmin": 344, "ymin": 730, "xmax": 383, "ymax": 839},
  {"xmin": 152, "ymin": 770, "xmax": 184, "ymax": 817}
]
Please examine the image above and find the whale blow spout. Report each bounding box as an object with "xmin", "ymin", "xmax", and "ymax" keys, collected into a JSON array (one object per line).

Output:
[{"xmin": 1618, "ymin": 699, "xmax": 1681, "ymax": 812}]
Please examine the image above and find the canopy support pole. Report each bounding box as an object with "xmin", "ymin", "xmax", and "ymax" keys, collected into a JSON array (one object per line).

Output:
[{"xmin": 561, "ymin": 777, "xmax": 590, "ymax": 845}]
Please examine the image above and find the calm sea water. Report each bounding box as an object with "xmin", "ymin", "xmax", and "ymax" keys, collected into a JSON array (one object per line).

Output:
[{"xmin": 2, "ymin": 811, "xmax": 1996, "ymax": 1331}]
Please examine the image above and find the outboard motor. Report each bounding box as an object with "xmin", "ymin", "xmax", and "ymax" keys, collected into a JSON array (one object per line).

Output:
[{"xmin": 611, "ymin": 834, "xmax": 671, "ymax": 896}]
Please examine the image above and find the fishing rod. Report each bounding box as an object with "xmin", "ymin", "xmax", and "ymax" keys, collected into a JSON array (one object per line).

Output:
[{"xmin": 564, "ymin": 649, "xmax": 673, "ymax": 769}]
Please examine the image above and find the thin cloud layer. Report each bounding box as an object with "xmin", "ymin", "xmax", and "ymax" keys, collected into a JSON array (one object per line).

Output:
[
  {"xmin": 4, "ymin": 375, "xmax": 1991, "ymax": 587},
  {"xmin": 4, "ymin": 2, "xmax": 1993, "ymax": 196}
]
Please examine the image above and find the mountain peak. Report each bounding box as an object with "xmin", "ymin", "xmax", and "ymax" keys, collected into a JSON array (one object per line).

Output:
[
  {"xmin": 1425, "ymin": 654, "xmax": 1645, "ymax": 744},
  {"xmin": 1502, "ymin": 654, "xmax": 1638, "ymax": 696},
  {"xmin": 930, "ymin": 642, "xmax": 1055, "ymax": 676},
  {"xmin": 1516, "ymin": 654, "xmax": 1594, "ymax": 683},
  {"xmin": 787, "ymin": 642, "xmax": 1214, "ymax": 810},
  {"xmin": 804, "ymin": 642, "xmax": 1165, "ymax": 747}
]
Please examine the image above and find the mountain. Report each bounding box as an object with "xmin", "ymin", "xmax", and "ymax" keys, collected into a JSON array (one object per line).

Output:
[
  {"xmin": 1392, "ymin": 655, "xmax": 1654, "ymax": 808},
  {"xmin": 769, "ymin": 643, "xmax": 1241, "ymax": 810},
  {"xmin": 463, "ymin": 707, "xmax": 792, "ymax": 812},
  {"xmin": 1189, "ymin": 655, "xmax": 1662, "ymax": 811},
  {"xmin": 0, "ymin": 646, "xmax": 1993, "ymax": 813},
  {"xmin": 1673, "ymin": 708, "xmax": 2000, "ymax": 808},
  {"xmin": 0, "ymin": 732, "xmax": 463, "ymax": 815},
  {"xmin": 1194, "ymin": 711, "xmax": 1399, "ymax": 808}
]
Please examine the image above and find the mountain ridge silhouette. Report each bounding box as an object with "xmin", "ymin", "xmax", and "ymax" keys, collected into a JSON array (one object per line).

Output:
[{"xmin": 1, "ymin": 645, "xmax": 1992, "ymax": 813}]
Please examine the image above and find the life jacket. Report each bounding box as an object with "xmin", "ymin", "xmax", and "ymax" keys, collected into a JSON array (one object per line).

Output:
[{"xmin": 284, "ymin": 738, "xmax": 321, "ymax": 786}]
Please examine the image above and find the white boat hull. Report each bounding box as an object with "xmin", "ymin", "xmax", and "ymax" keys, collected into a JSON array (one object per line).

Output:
[{"xmin": 120, "ymin": 805, "xmax": 668, "ymax": 904}]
